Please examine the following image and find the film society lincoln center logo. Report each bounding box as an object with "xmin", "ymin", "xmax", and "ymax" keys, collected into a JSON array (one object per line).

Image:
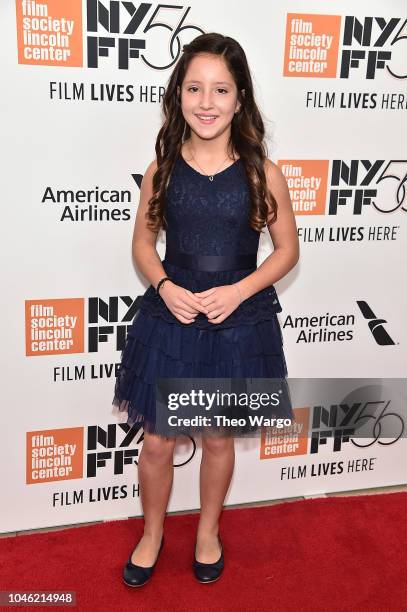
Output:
[
  {"xmin": 26, "ymin": 427, "xmax": 84, "ymax": 484},
  {"xmin": 16, "ymin": 0, "xmax": 83, "ymax": 67},
  {"xmin": 25, "ymin": 298, "xmax": 84, "ymax": 356}
]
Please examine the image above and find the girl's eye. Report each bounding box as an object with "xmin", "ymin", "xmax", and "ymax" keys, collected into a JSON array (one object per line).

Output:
[{"xmin": 186, "ymin": 87, "xmax": 228, "ymax": 94}]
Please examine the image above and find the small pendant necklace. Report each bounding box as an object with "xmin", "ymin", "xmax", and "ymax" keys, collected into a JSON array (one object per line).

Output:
[{"xmin": 189, "ymin": 149, "xmax": 234, "ymax": 181}]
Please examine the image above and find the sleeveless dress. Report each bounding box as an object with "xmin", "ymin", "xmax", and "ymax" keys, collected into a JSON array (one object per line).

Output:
[{"xmin": 112, "ymin": 153, "xmax": 294, "ymax": 437}]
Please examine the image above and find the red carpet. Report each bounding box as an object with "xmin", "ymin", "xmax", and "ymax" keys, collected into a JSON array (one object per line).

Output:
[{"xmin": 2, "ymin": 492, "xmax": 406, "ymax": 611}]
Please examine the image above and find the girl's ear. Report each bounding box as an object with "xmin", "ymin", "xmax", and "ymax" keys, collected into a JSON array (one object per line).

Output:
[{"xmin": 236, "ymin": 89, "xmax": 245, "ymax": 113}]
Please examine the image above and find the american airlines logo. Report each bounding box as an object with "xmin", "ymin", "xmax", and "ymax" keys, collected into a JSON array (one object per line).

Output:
[{"xmin": 356, "ymin": 301, "xmax": 396, "ymax": 346}]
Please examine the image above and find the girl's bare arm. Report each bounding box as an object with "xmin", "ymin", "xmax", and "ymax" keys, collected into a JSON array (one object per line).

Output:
[
  {"xmin": 235, "ymin": 160, "xmax": 300, "ymax": 300},
  {"xmin": 132, "ymin": 159, "xmax": 167, "ymax": 290}
]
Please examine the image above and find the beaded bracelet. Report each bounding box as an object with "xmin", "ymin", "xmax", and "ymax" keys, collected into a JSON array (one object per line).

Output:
[{"xmin": 156, "ymin": 276, "xmax": 172, "ymax": 294}]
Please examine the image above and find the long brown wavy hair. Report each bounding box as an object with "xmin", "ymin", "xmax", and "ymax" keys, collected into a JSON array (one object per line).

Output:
[{"xmin": 146, "ymin": 32, "xmax": 278, "ymax": 234}]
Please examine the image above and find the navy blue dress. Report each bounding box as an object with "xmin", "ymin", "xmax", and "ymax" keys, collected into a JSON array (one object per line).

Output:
[{"xmin": 112, "ymin": 153, "xmax": 293, "ymax": 436}]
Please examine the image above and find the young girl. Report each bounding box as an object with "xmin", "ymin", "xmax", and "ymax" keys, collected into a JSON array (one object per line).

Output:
[{"xmin": 113, "ymin": 32, "xmax": 299, "ymax": 586}]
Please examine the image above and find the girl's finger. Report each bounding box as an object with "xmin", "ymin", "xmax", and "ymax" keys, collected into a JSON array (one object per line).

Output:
[
  {"xmin": 201, "ymin": 296, "xmax": 218, "ymax": 308},
  {"xmin": 176, "ymin": 313, "xmax": 196, "ymax": 324},
  {"xmin": 181, "ymin": 296, "xmax": 208, "ymax": 313},
  {"xmin": 175, "ymin": 301, "xmax": 200, "ymax": 314},
  {"xmin": 208, "ymin": 313, "xmax": 225, "ymax": 324},
  {"xmin": 184, "ymin": 289, "xmax": 205, "ymax": 303},
  {"xmin": 174, "ymin": 307, "xmax": 197, "ymax": 319},
  {"xmin": 207, "ymin": 308, "xmax": 224, "ymax": 320},
  {"xmin": 194, "ymin": 288, "xmax": 217, "ymax": 297}
]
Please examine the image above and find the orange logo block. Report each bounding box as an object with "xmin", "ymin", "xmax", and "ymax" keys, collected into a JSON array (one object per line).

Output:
[
  {"xmin": 26, "ymin": 427, "xmax": 84, "ymax": 484},
  {"xmin": 25, "ymin": 298, "xmax": 84, "ymax": 356},
  {"xmin": 278, "ymin": 160, "xmax": 329, "ymax": 215},
  {"xmin": 283, "ymin": 13, "xmax": 341, "ymax": 78},
  {"xmin": 260, "ymin": 408, "xmax": 309, "ymax": 459},
  {"xmin": 16, "ymin": 0, "xmax": 83, "ymax": 67}
]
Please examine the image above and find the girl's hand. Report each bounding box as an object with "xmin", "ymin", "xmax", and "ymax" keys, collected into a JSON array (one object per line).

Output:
[
  {"xmin": 159, "ymin": 281, "xmax": 208, "ymax": 324},
  {"xmin": 193, "ymin": 284, "xmax": 242, "ymax": 325}
]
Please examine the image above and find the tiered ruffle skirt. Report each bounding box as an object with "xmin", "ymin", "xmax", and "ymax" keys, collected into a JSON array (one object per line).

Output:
[{"xmin": 112, "ymin": 300, "xmax": 293, "ymax": 437}]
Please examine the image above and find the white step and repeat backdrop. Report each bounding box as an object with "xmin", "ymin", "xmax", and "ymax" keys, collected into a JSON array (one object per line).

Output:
[{"xmin": 1, "ymin": 0, "xmax": 406, "ymax": 533}]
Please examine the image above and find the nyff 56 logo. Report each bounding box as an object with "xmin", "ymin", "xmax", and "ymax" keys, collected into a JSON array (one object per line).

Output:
[
  {"xmin": 16, "ymin": 0, "xmax": 204, "ymax": 70},
  {"xmin": 27, "ymin": 423, "xmax": 195, "ymax": 483},
  {"xmin": 284, "ymin": 13, "xmax": 406, "ymax": 80},
  {"xmin": 279, "ymin": 159, "xmax": 407, "ymax": 215},
  {"xmin": 25, "ymin": 296, "xmax": 141, "ymax": 356}
]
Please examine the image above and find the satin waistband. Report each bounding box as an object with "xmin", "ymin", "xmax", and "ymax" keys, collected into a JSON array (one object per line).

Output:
[{"xmin": 163, "ymin": 249, "xmax": 257, "ymax": 272}]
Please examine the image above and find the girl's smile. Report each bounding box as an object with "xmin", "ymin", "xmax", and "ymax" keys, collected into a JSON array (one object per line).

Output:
[{"xmin": 195, "ymin": 113, "xmax": 218, "ymax": 125}]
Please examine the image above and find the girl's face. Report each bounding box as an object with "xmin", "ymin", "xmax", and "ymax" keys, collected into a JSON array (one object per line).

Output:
[{"xmin": 178, "ymin": 53, "xmax": 243, "ymax": 142}]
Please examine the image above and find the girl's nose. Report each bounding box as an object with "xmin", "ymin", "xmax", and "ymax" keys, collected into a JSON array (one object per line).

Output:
[{"xmin": 200, "ymin": 91, "xmax": 214, "ymax": 109}]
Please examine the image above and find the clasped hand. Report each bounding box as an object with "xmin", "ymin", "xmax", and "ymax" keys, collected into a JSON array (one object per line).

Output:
[{"xmin": 159, "ymin": 282, "xmax": 242, "ymax": 325}]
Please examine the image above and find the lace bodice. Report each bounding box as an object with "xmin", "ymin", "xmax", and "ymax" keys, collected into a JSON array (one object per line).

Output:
[
  {"xmin": 165, "ymin": 154, "xmax": 260, "ymax": 256},
  {"xmin": 139, "ymin": 153, "xmax": 282, "ymax": 330}
]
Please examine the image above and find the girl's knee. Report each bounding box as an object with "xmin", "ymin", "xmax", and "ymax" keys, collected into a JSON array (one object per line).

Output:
[
  {"xmin": 202, "ymin": 435, "xmax": 234, "ymax": 456},
  {"xmin": 141, "ymin": 432, "xmax": 176, "ymax": 462}
]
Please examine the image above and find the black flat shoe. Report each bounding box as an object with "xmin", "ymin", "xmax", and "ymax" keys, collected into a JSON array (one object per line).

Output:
[
  {"xmin": 193, "ymin": 535, "xmax": 224, "ymax": 583},
  {"xmin": 123, "ymin": 536, "xmax": 164, "ymax": 587}
]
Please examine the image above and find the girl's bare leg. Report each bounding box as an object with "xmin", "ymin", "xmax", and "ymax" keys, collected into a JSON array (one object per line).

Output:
[
  {"xmin": 196, "ymin": 436, "xmax": 235, "ymax": 562},
  {"xmin": 130, "ymin": 432, "xmax": 176, "ymax": 566}
]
